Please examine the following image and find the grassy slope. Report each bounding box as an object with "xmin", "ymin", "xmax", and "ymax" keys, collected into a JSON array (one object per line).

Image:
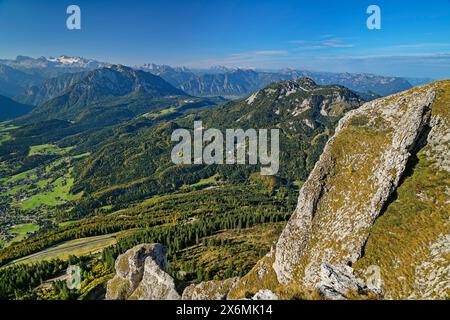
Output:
[
  {"xmin": 354, "ymin": 81, "xmax": 450, "ymax": 299},
  {"xmin": 6, "ymin": 223, "xmax": 40, "ymax": 245},
  {"xmin": 0, "ymin": 122, "xmax": 19, "ymax": 132}
]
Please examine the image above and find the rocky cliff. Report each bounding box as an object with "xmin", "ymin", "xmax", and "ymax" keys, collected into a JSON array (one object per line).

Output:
[
  {"xmin": 229, "ymin": 80, "xmax": 449, "ymax": 300},
  {"xmin": 105, "ymin": 243, "xmax": 179, "ymax": 300}
]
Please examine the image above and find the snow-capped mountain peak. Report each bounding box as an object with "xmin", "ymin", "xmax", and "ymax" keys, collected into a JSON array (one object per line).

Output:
[
  {"xmin": 47, "ymin": 56, "xmax": 83, "ymax": 65},
  {"xmin": 46, "ymin": 55, "xmax": 106, "ymax": 68}
]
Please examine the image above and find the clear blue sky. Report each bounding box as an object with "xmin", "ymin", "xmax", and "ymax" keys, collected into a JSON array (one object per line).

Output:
[{"xmin": 0, "ymin": 0, "xmax": 449, "ymax": 78}]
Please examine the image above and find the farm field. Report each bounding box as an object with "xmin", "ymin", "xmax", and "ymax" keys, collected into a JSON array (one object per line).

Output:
[{"xmin": 28, "ymin": 144, "xmax": 75, "ymax": 157}]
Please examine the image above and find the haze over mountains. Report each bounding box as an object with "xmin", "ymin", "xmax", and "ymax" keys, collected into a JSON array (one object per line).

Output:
[
  {"xmin": 0, "ymin": 55, "xmax": 434, "ymax": 110},
  {"xmin": 140, "ymin": 63, "xmax": 417, "ymax": 98},
  {"xmin": 0, "ymin": 55, "xmax": 106, "ymax": 77}
]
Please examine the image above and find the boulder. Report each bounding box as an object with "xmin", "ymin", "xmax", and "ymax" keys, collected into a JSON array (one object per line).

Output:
[
  {"xmin": 252, "ymin": 290, "xmax": 278, "ymax": 300},
  {"xmin": 105, "ymin": 243, "xmax": 179, "ymax": 300},
  {"xmin": 317, "ymin": 264, "xmax": 376, "ymax": 300},
  {"xmin": 129, "ymin": 256, "xmax": 180, "ymax": 300}
]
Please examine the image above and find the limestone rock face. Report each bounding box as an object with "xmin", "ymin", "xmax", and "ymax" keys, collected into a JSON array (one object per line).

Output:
[
  {"xmin": 181, "ymin": 277, "xmax": 239, "ymax": 300},
  {"xmin": 105, "ymin": 243, "xmax": 179, "ymax": 300},
  {"xmin": 317, "ymin": 264, "xmax": 380, "ymax": 300},
  {"xmin": 130, "ymin": 257, "xmax": 180, "ymax": 300},
  {"xmin": 230, "ymin": 80, "xmax": 450, "ymax": 300},
  {"xmin": 105, "ymin": 244, "xmax": 166, "ymax": 300},
  {"xmin": 252, "ymin": 290, "xmax": 278, "ymax": 300},
  {"xmin": 273, "ymin": 84, "xmax": 436, "ymax": 287}
]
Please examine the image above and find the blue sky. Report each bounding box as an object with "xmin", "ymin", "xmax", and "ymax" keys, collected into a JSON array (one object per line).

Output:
[{"xmin": 0, "ymin": 0, "xmax": 449, "ymax": 78}]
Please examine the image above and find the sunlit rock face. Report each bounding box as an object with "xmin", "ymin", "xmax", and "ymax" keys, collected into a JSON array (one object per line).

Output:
[
  {"xmin": 229, "ymin": 80, "xmax": 450, "ymax": 300},
  {"xmin": 106, "ymin": 243, "xmax": 179, "ymax": 300}
]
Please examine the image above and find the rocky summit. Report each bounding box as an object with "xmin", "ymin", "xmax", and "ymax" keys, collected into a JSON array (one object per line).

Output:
[{"xmin": 228, "ymin": 80, "xmax": 449, "ymax": 300}]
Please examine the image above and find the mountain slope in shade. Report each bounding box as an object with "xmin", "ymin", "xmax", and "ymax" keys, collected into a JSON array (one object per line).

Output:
[
  {"xmin": 228, "ymin": 80, "xmax": 450, "ymax": 300},
  {"xmin": 0, "ymin": 94, "xmax": 34, "ymax": 121},
  {"xmin": 20, "ymin": 65, "xmax": 188, "ymax": 125},
  {"xmin": 0, "ymin": 64, "xmax": 44, "ymax": 97},
  {"xmin": 16, "ymin": 71, "xmax": 90, "ymax": 106}
]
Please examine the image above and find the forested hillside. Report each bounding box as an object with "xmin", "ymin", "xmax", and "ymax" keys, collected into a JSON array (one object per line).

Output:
[{"xmin": 0, "ymin": 77, "xmax": 363, "ymax": 300}]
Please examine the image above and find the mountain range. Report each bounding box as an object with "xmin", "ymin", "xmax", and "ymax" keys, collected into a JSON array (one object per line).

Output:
[
  {"xmin": 0, "ymin": 64, "xmax": 44, "ymax": 97},
  {"xmin": 0, "ymin": 55, "xmax": 433, "ymax": 105},
  {"xmin": 139, "ymin": 63, "xmax": 418, "ymax": 98},
  {"xmin": 0, "ymin": 55, "xmax": 106, "ymax": 77}
]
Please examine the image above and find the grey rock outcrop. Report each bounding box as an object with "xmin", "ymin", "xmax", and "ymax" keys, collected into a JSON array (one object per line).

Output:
[
  {"xmin": 252, "ymin": 290, "xmax": 278, "ymax": 300},
  {"xmin": 317, "ymin": 264, "xmax": 381, "ymax": 300},
  {"xmin": 181, "ymin": 277, "xmax": 239, "ymax": 300},
  {"xmin": 105, "ymin": 243, "xmax": 179, "ymax": 300},
  {"xmin": 129, "ymin": 256, "xmax": 180, "ymax": 300},
  {"xmin": 273, "ymin": 85, "xmax": 436, "ymax": 287}
]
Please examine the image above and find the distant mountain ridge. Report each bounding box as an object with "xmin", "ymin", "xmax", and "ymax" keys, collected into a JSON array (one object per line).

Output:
[
  {"xmin": 0, "ymin": 55, "xmax": 106, "ymax": 77},
  {"xmin": 0, "ymin": 55, "xmax": 106, "ymax": 98},
  {"xmin": 0, "ymin": 64, "xmax": 44, "ymax": 97},
  {"xmin": 280, "ymin": 69, "xmax": 415, "ymax": 96},
  {"xmin": 19, "ymin": 65, "xmax": 188, "ymax": 125},
  {"xmin": 140, "ymin": 63, "xmax": 424, "ymax": 98},
  {"xmin": 0, "ymin": 55, "xmax": 434, "ymax": 115},
  {"xmin": 179, "ymin": 69, "xmax": 283, "ymax": 98}
]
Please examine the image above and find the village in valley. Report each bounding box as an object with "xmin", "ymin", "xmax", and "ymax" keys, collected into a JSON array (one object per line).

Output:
[{"xmin": 0, "ymin": 139, "xmax": 87, "ymax": 249}]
